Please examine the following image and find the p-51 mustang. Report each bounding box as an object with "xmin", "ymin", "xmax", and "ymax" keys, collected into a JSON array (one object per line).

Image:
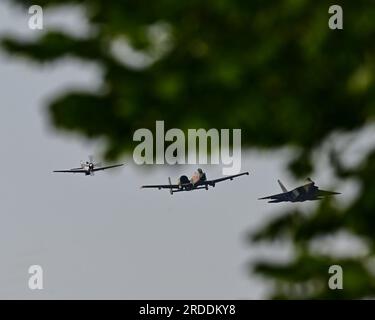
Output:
[
  {"xmin": 141, "ymin": 169, "xmax": 249, "ymax": 195},
  {"xmin": 258, "ymin": 178, "xmax": 340, "ymax": 203},
  {"xmin": 53, "ymin": 156, "xmax": 124, "ymax": 176}
]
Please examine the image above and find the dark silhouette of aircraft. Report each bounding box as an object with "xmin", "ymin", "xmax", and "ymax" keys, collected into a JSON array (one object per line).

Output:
[
  {"xmin": 53, "ymin": 156, "xmax": 124, "ymax": 176},
  {"xmin": 259, "ymin": 178, "xmax": 340, "ymax": 203},
  {"xmin": 141, "ymin": 169, "xmax": 249, "ymax": 195}
]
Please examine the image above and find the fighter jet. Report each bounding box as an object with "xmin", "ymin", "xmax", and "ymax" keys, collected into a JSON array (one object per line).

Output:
[
  {"xmin": 259, "ymin": 178, "xmax": 340, "ymax": 203},
  {"xmin": 141, "ymin": 169, "xmax": 249, "ymax": 195},
  {"xmin": 53, "ymin": 156, "xmax": 124, "ymax": 176}
]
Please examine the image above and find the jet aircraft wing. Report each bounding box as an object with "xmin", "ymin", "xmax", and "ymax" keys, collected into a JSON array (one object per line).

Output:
[
  {"xmin": 204, "ymin": 172, "xmax": 249, "ymax": 185},
  {"xmin": 53, "ymin": 169, "xmax": 86, "ymax": 173},
  {"xmin": 141, "ymin": 184, "xmax": 180, "ymax": 189},
  {"xmin": 317, "ymin": 189, "xmax": 341, "ymax": 196},
  {"xmin": 258, "ymin": 191, "xmax": 292, "ymax": 202},
  {"xmin": 92, "ymin": 164, "xmax": 124, "ymax": 172}
]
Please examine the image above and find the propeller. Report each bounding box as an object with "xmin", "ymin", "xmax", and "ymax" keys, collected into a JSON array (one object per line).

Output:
[
  {"xmin": 89, "ymin": 155, "xmax": 102, "ymax": 168},
  {"xmin": 88, "ymin": 155, "xmax": 96, "ymax": 175}
]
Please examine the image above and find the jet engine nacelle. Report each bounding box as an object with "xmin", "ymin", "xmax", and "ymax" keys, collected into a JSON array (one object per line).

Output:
[{"xmin": 179, "ymin": 175, "xmax": 190, "ymax": 185}]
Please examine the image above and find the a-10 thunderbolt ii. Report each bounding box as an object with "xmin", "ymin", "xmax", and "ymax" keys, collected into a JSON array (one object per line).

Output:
[
  {"xmin": 258, "ymin": 178, "xmax": 340, "ymax": 203},
  {"xmin": 141, "ymin": 168, "xmax": 249, "ymax": 195}
]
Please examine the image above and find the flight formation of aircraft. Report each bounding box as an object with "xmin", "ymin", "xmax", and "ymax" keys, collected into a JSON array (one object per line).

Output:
[{"xmin": 53, "ymin": 157, "xmax": 341, "ymax": 202}]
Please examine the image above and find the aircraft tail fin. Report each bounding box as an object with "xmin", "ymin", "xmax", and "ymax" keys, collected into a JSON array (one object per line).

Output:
[
  {"xmin": 306, "ymin": 177, "xmax": 315, "ymax": 185},
  {"xmin": 277, "ymin": 180, "xmax": 288, "ymax": 193},
  {"xmin": 168, "ymin": 177, "xmax": 173, "ymax": 195}
]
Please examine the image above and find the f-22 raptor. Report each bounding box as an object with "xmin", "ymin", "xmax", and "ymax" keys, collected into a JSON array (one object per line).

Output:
[{"xmin": 259, "ymin": 178, "xmax": 340, "ymax": 203}]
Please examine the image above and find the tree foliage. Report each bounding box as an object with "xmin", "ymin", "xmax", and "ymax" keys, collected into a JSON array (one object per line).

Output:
[{"xmin": 2, "ymin": 0, "xmax": 375, "ymax": 298}]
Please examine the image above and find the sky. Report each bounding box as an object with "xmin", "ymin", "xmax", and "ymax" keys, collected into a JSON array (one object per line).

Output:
[{"xmin": 0, "ymin": 1, "xmax": 372, "ymax": 299}]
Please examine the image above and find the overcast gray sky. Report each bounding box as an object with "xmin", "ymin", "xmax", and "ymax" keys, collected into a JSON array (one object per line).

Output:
[{"xmin": 0, "ymin": 1, "xmax": 372, "ymax": 299}]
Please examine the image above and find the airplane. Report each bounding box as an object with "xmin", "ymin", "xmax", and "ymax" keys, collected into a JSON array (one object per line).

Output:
[
  {"xmin": 258, "ymin": 178, "xmax": 340, "ymax": 203},
  {"xmin": 141, "ymin": 168, "xmax": 249, "ymax": 194},
  {"xmin": 53, "ymin": 156, "xmax": 124, "ymax": 176}
]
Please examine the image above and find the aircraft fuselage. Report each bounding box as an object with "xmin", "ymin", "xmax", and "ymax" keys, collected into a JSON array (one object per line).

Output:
[
  {"xmin": 82, "ymin": 162, "xmax": 94, "ymax": 175},
  {"xmin": 288, "ymin": 185, "xmax": 320, "ymax": 202},
  {"xmin": 174, "ymin": 173, "xmax": 211, "ymax": 192}
]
